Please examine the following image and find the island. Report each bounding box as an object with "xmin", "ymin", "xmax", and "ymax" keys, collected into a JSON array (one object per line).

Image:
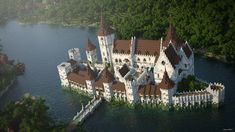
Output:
[{"xmin": 57, "ymin": 15, "xmax": 225, "ymax": 115}]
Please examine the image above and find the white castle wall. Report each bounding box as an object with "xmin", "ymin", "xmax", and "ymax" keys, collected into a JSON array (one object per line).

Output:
[
  {"xmin": 103, "ymin": 82, "xmax": 113, "ymax": 101},
  {"xmin": 125, "ymin": 79, "xmax": 138, "ymax": 104},
  {"xmin": 86, "ymin": 49, "xmax": 97, "ymax": 65},
  {"xmin": 206, "ymin": 82, "xmax": 225, "ymax": 104},
  {"xmin": 172, "ymin": 90, "xmax": 212, "ymax": 107},
  {"xmin": 57, "ymin": 62, "xmax": 72, "ymax": 87}
]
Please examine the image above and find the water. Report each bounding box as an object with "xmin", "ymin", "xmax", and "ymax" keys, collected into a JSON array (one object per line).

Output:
[{"xmin": 0, "ymin": 21, "xmax": 234, "ymax": 131}]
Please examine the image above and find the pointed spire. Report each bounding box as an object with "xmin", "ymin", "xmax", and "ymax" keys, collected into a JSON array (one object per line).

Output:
[
  {"xmin": 97, "ymin": 14, "xmax": 113, "ymax": 36},
  {"xmin": 85, "ymin": 38, "xmax": 96, "ymax": 51},
  {"xmin": 100, "ymin": 67, "xmax": 114, "ymax": 83},
  {"xmin": 163, "ymin": 23, "xmax": 183, "ymax": 48},
  {"xmin": 158, "ymin": 69, "xmax": 174, "ymax": 89}
]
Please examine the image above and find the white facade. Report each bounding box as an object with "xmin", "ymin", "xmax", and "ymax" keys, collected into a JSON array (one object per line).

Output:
[
  {"xmin": 86, "ymin": 49, "xmax": 97, "ymax": 65},
  {"xmin": 68, "ymin": 48, "xmax": 81, "ymax": 62},
  {"xmin": 57, "ymin": 62, "xmax": 72, "ymax": 87},
  {"xmin": 97, "ymin": 34, "xmax": 115, "ymax": 64}
]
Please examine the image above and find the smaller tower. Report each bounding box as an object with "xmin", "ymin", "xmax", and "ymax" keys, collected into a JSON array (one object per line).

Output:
[
  {"xmin": 85, "ymin": 38, "xmax": 97, "ymax": 68},
  {"xmin": 206, "ymin": 83, "xmax": 225, "ymax": 104},
  {"xmin": 158, "ymin": 70, "xmax": 176, "ymax": 105},
  {"xmin": 68, "ymin": 48, "xmax": 81, "ymax": 62},
  {"xmin": 125, "ymin": 78, "xmax": 138, "ymax": 104},
  {"xmin": 57, "ymin": 62, "xmax": 72, "ymax": 87},
  {"xmin": 85, "ymin": 65, "xmax": 96, "ymax": 95},
  {"xmin": 100, "ymin": 67, "xmax": 115, "ymax": 101}
]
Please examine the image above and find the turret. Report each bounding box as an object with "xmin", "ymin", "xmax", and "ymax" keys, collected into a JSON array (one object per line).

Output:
[
  {"xmin": 57, "ymin": 62, "xmax": 72, "ymax": 87},
  {"xmin": 100, "ymin": 67, "xmax": 115, "ymax": 101},
  {"xmin": 124, "ymin": 78, "xmax": 138, "ymax": 104},
  {"xmin": 68, "ymin": 48, "xmax": 81, "ymax": 62},
  {"xmin": 85, "ymin": 65, "xmax": 96, "ymax": 95},
  {"xmin": 97, "ymin": 15, "xmax": 115, "ymax": 64},
  {"xmin": 85, "ymin": 38, "xmax": 97, "ymax": 69},
  {"xmin": 158, "ymin": 70, "xmax": 176, "ymax": 105},
  {"xmin": 163, "ymin": 24, "xmax": 183, "ymax": 49},
  {"xmin": 206, "ymin": 83, "xmax": 225, "ymax": 104}
]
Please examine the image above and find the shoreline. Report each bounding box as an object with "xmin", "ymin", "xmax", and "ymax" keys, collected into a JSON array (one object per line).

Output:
[
  {"xmin": 194, "ymin": 50, "xmax": 234, "ymax": 64},
  {"xmin": 0, "ymin": 78, "xmax": 16, "ymax": 98},
  {"xmin": 16, "ymin": 20, "xmax": 99, "ymax": 28}
]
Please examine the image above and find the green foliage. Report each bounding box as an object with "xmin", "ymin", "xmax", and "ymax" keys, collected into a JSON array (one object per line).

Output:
[
  {"xmin": 0, "ymin": 95, "xmax": 67, "ymax": 132},
  {"xmin": 177, "ymin": 75, "xmax": 206, "ymax": 92},
  {"xmin": 0, "ymin": 0, "xmax": 234, "ymax": 61},
  {"xmin": 0, "ymin": 65, "xmax": 15, "ymax": 91}
]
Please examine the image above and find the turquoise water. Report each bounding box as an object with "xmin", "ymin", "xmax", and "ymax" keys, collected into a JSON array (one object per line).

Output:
[{"xmin": 0, "ymin": 21, "xmax": 234, "ymax": 131}]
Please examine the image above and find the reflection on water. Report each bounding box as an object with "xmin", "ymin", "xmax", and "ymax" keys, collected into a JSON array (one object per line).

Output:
[{"xmin": 0, "ymin": 21, "xmax": 234, "ymax": 131}]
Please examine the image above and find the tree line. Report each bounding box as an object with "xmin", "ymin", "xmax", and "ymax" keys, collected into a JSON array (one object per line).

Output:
[{"xmin": 0, "ymin": 0, "xmax": 234, "ymax": 62}]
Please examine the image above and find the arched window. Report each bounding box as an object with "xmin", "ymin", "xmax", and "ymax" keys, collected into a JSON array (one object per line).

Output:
[
  {"xmin": 115, "ymin": 59, "xmax": 118, "ymax": 62},
  {"xmin": 124, "ymin": 59, "xmax": 129, "ymax": 62},
  {"xmin": 137, "ymin": 58, "xmax": 140, "ymax": 62},
  {"xmin": 143, "ymin": 58, "xmax": 146, "ymax": 62},
  {"xmin": 105, "ymin": 58, "xmax": 107, "ymax": 61},
  {"xmin": 127, "ymin": 50, "xmax": 130, "ymax": 54},
  {"xmin": 119, "ymin": 59, "xmax": 122, "ymax": 62},
  {"xmin": 162, "ymin": 61, "xmax": 165, "ymax": 65}
]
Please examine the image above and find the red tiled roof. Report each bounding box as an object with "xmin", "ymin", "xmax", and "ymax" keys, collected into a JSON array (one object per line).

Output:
[
  {"xmin": 97, "ymin": 15, "xmax": 114, "ymax": 36},
  {"xmin": 95, "ymin": 67, "xmax": 115, "ymax": 87},
  {"xmin": 163, "ymin": 24, "xmax": 184, "ymax": 48},
  {"xmin": 164, "ymin": 44, "xmax": 180, "ymax": 68},
  {"xmin": 138, "ymin": 84, "xmax": 161, "ymax": 98},
  {"xmin": 112, "ymin": 81, "xmax": 126, "ymax": 92},
  {"xmin": 85, "ymin": 38, "xmax": 96, "ymax": 51},
  {"xmin": 157, "ymin": 70, "xmax": 174, "ymax": 90},
  {"xmin": 182, "ymin": 43, "xmax": 192, "ymax": 58},
  {"xmin": 67, "ymin": 66, "xmax": 96, "ymax": 85},
  {"xmin": 113, "ymin": 40, "xmax": 131, "ymax": 54},
  {"xmin": 135, "ymin": 39, "xmax": 161, "ymax": 56}
]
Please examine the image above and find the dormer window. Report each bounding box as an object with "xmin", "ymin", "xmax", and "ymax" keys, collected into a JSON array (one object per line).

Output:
[
  {"xmin": 162, "ymin": 61, "xmax": 165, "ymax": 65},
  {"xmin": 101, "ymin": 37, "xmax": 103, "ymax": 40},
  {"xmin": 143, "ymin": 58, "xmax": 146, "ymax": 62},
  {"xmin": 137, "ymin": 58, "xmax": 140, "ymax": 61}
]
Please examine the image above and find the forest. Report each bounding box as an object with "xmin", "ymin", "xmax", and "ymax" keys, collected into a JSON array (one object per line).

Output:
[{"xmin": 0, "ymin": 0, "xmax": 234, "ymax": 62}]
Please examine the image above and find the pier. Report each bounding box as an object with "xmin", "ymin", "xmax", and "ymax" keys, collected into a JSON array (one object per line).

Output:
[{"xmin": 71, "ymin": 96, "xmax": 103, "ymax": 125}]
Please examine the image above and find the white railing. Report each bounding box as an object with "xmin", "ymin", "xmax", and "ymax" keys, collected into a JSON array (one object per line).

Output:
[{"xmin": 72, "ymin": 97, "xmax": 102, "ymax": 124}]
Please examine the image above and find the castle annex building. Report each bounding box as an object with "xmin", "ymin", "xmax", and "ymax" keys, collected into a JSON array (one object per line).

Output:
[{"xmin": 57, "ymin": 16, "xmax": 225, "ymax": 107}]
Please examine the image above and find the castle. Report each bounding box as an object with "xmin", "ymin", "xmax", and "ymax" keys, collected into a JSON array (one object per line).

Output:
[{"xmin": 57, "ymin": 16, "xmax": 225, "ymax": 107}]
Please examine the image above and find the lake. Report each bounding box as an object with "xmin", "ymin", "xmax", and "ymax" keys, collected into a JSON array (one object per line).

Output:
[{"xmin": 0, "ymin": 21, "xmax": 234, "ymax": 132}]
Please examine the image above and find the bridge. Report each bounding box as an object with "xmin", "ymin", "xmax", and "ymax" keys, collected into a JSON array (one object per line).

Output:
[{"xmin": 71, "ymin": 96, "xmax": 103, "ymax": 125}]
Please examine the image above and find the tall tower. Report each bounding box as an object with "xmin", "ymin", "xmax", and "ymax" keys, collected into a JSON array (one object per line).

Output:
[
  {"xmin": 68, "ymin": 48, "xmax": 81, "ymax": 62},
  {"xmin": 85, "ymin": 38, "xmax": 97, "ymax": 67},
  {"xmin": 97, "ymin": 15, "xmax": 115, "ymax": 65}
]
